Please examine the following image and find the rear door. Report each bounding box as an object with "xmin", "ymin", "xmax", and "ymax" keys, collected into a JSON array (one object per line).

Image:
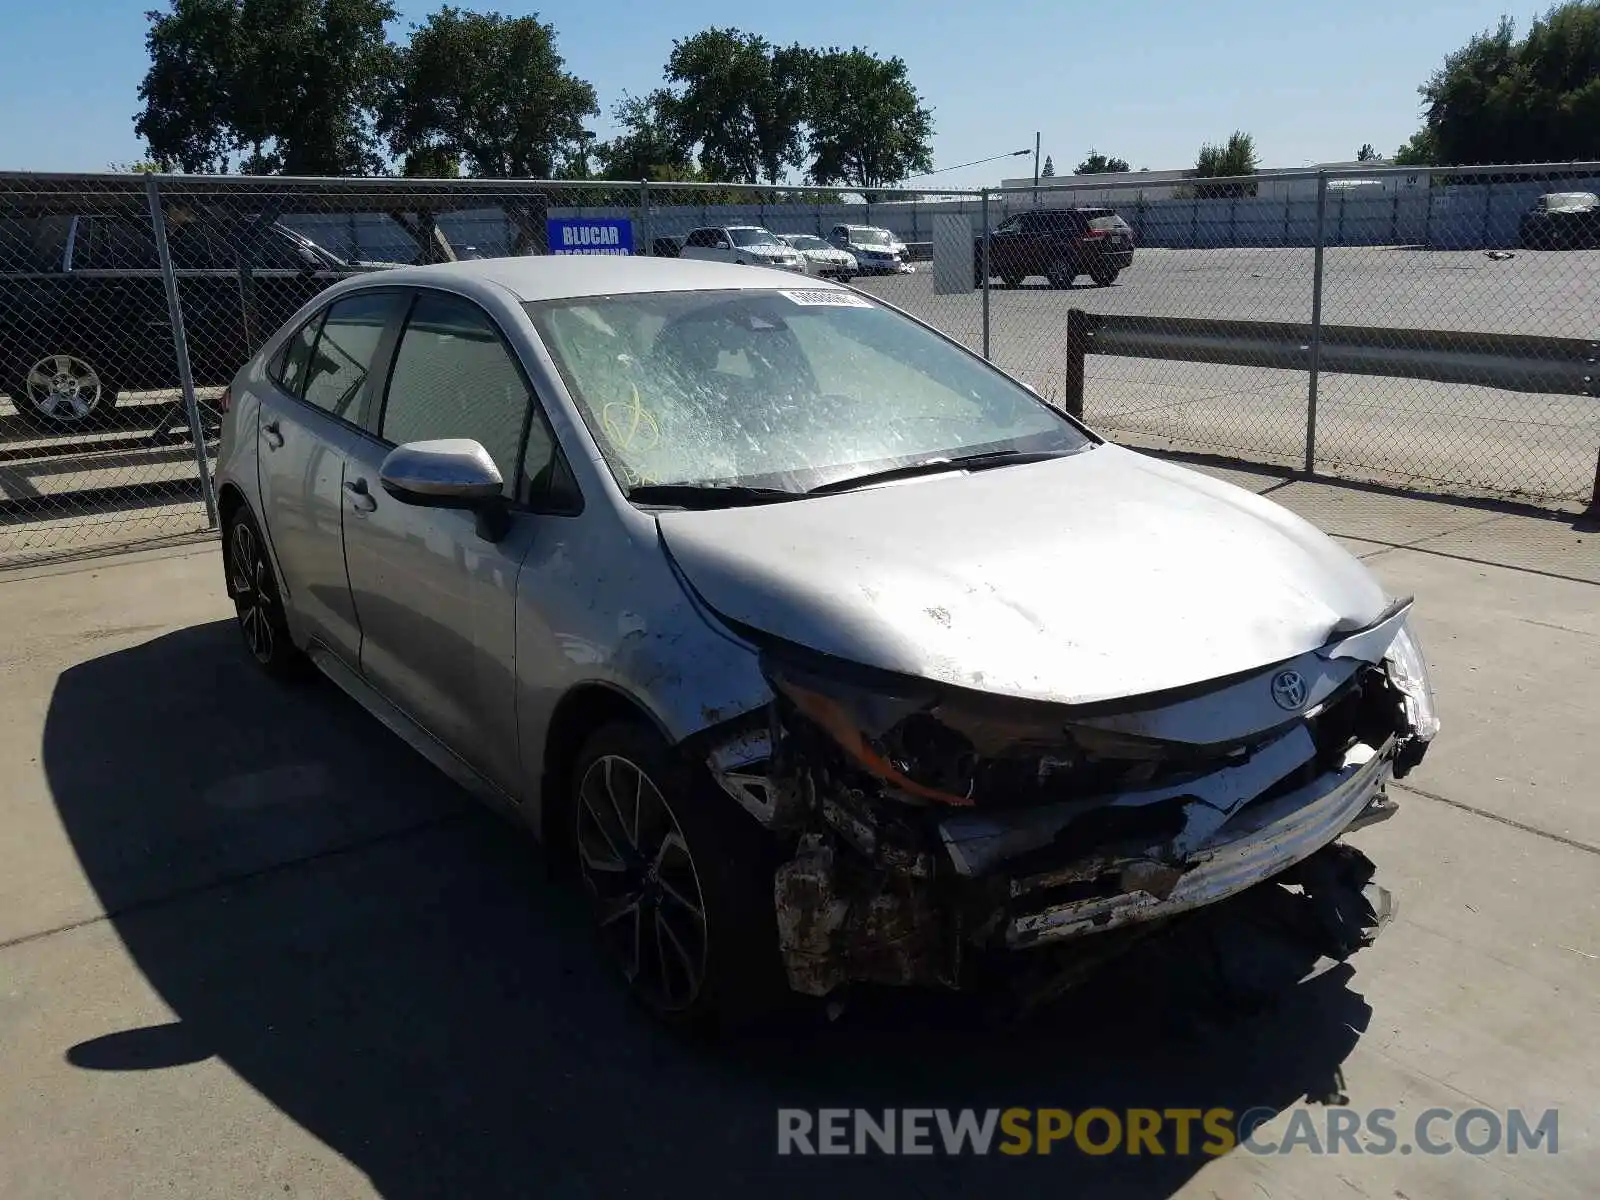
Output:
[
  {"xmin": 63, "ymin": 213, "xmax": 174, "ymax": 395},
  {"xmin": 255, "ymin": 288, "xmax": 409, "ymax": 668},
  {"xmin": 340, "ymin": 288, "xmax": 546, "ymax": 792}
]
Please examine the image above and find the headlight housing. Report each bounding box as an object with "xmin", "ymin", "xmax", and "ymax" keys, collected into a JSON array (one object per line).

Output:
[{"xmin": 1385, "ymin": 621, "xmax": 1440, "ymax": 743}]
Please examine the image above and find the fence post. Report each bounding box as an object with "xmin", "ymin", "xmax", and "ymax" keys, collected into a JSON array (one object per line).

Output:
[
  {"xmin": 147, "ymin": 177, "xmax": 218, "ymax": 529},
  {"xmin": 981, "ymin": 188, "xmax": 992, "ymax": 360},
  {"xmin": 1482, "ymin": 178, "xmax": 1494, "ymax": 248},
  {"xmin": 1064, "ymin": 308, "xmax": 1088, "ymax": 419},
  {"xmin": 639, "ymin": 180, "xmax": 651, "ymax": 255},
  {"xmin": 1305, "ymin": 172, "xmax": 1328, "ymax": 476}
]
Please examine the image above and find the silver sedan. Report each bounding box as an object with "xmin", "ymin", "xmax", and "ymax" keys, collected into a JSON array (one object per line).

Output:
[{"xmin": 214, "ymin": 257, "xmax": 1438, "ymax": 1028}]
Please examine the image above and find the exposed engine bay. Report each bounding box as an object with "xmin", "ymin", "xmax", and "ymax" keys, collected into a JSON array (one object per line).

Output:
[{"xmin": 704, "ymin": 605, "xmax": 1436, "ymax": 1001}]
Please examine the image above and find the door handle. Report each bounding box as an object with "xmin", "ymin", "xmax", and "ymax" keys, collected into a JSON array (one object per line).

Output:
[
  {"xmin": 261, "ymin": 419, "xmax": 284, "ymax": 450},
  {"xmin": 342, "ymin": 478, "xmax": 377, "ymax": 514}
]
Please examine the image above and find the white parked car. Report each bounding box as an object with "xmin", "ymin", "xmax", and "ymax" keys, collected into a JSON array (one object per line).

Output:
[
  {"xmin": 679, "ymin": 226, "xmax": 805, "ymax": 272},
  {"xmin": 827, "ymin": 224, "xmax": 912, "ymax": 274},
  {"xmin": 777, "ymin": 233, "xmax": 857, "ymax": 281}
]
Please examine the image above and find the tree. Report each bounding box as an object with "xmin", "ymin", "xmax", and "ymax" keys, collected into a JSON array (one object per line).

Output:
[
  {"xmin": 1040, "ymin": 155, "xmax": 1056, "ymax": 177},
  {"xmin": 662, "ymin": 29, "xmax": 809, "ymax": 184},
  {"xmin": 1192, "ymin": 131, "xmax": 1258, "ymax": 197},
  {"xmin": 134, "ymin": 0, "xmax": 398, "ymax": 175},
  {"xmin": 1393, "ymin": 129, "xmax": 1436, "ymax": 166},
  {"xmin": 1075, "ymin": 149, "xmax": 1130, "ymax": 174},
  {"xmin": 134, "ymin": 0, "xmax": 243, "ymax": 173},
  {"xmin": 802, "ymin": 47, "xmax": 934, "ymax": 189},
  {"xmin": 1396, "ymin": 4, "xmax": 1600, "ymax": 166},
  {"xmin": 381, "ymin": 7, "xmax": 598, "ymax": 179},
  {"xmin": 592, "ymin": 91, "xmax": 695, "ymax": 180},
  {"xmin": 1356, "ymin": 142, "xmax": 1380, "ymax": 161}
]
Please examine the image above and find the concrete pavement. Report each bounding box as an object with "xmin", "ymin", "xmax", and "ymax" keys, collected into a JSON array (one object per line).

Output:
[{"xmin": 0, "ymin": 463, "xmax": 1595, "ymax": 1198}]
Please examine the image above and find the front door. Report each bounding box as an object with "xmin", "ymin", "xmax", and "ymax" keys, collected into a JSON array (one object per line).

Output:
[
  {"xmin": 340, "ymin": 289, "xmax": 541, "ymax": 793},
  {"xmin": 255, "ymin": 290, "xmax": 409, "ymax": 667}
]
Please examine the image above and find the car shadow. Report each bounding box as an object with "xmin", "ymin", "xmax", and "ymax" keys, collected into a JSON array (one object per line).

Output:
[{"xmin": 44, "ymin": 621, "xmax": 1377, "ymax": 1198}]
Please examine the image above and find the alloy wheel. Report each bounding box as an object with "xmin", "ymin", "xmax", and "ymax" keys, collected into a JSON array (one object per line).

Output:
[
  {"xmin": 575, "ymin": 754, "xmax": 709, "ymax": 1013},
  {"xmin": 24, "ymin": 354, "xmax": 104, "ymax": 423},
  {"xmin": 228, "ymin": 521, "xmax": 275, "ymax": 664}
]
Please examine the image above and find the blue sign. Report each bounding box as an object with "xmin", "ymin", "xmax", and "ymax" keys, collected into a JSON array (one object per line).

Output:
[{"xmin": 547, "ymin": 217, "xmax": 634, "ymax": 256}]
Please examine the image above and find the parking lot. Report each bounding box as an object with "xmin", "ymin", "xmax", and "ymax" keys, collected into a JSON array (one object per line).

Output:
[
  {"xmin": 858, "ymin": 247, "xmax": 1600, "ymax": 506},
  {"xmin": 1, "ymin": 464, "xmax": 1594, "ymax": 1199}
]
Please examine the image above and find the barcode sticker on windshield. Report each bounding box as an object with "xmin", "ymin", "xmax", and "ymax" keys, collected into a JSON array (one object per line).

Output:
[{"xmin": 779, "ymin": 289, "xmax": 873, "ymax": 308}]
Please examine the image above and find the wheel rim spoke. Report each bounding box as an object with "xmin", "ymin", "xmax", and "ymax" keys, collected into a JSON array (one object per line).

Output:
[{"xmin": 576, "ymin": 753, "xmax": 710, "ymax": 1012}]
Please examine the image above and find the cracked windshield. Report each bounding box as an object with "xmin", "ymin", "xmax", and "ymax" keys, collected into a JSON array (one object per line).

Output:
[{"xmin": 527, "ymin": 289, "xmax": 1089, "ymax": 494}]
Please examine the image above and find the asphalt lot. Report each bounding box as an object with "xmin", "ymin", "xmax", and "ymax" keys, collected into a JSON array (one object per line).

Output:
[
  {"xmin": 0, "ymin": 463, "xmax": 1595, "ymax": 1199},
  {"xmin": 858, "ymin": 248, "xmax": 1600, "ymax": 506}
]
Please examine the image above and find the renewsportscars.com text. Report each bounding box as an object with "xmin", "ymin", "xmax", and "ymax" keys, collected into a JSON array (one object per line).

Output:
[{"xmin": 776, "ymin": 1106, "xmax": 1559, "ymax": 1158}]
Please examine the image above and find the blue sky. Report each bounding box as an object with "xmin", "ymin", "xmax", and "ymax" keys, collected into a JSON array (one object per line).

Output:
[{"xmin": 0, "ymin": 1, "xmax": 1553, "ymax": 187}]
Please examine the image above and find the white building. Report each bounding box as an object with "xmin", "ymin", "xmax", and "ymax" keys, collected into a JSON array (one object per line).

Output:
[{"xmin": 999, "ymin": 161, "xmax": 1426, "ymax": 203}]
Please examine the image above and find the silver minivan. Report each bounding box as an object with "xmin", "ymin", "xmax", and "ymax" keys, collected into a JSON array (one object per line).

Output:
[{"xmin": 215, "ymin": 255, "xmax": 1436, "ymax": 1028}]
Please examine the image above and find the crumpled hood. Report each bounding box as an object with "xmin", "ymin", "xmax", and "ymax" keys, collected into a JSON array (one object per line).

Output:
[{"xmin": 656, "ymin": 445, "xmax": 1389, "ymax": 705}]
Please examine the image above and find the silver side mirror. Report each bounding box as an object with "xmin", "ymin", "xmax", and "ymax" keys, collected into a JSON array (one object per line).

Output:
[{"xmin": 379, "ymin": 439, "xmax": 503, "ymax": 509}]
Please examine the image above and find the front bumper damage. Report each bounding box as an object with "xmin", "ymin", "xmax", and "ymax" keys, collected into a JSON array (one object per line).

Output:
[{"xmin": 706, "ymin": 619, "xmax": 1432, "ymax": 1000}]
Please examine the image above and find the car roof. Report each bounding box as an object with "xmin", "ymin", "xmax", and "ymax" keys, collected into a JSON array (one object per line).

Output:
[{"xmin": 348, "ymin": 255, "xmax": 843, "ymax": 302}]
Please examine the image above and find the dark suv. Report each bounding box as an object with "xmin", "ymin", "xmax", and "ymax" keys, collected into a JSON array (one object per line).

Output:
[
  {"xmin": 974, "ymin": 207, "xmax": 1135, "ymax": 289},
  {"xmin": 0, "ymin": 211, "xmax": 350, "ymax": 427},
  {"xmin": 1517, "ymin": 192, "xmax": 1600, "ymax": 250}
]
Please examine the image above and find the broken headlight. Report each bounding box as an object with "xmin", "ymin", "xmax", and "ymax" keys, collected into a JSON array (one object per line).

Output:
[
  {"xmin": 766, "ymin": 663, "xmax": 978, "ymax": 805},
  {"xmin": 1384, "ymin": 620, "xmax": 1440, "ymax": 743}
]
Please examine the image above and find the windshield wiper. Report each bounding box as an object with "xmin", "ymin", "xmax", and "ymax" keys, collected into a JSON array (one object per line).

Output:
[
  {"xmin": 806, "ymin": 448, "xmax": 1076, "ymax": 496},
  {"xmin": 627, "ymin": 483, "xmax": 802, "ymax": 509}
]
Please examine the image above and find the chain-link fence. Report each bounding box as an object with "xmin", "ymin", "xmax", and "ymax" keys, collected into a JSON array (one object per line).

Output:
[{"xmin": 0, "ymin": 165, "xmax": 1595, "ymax": 566}]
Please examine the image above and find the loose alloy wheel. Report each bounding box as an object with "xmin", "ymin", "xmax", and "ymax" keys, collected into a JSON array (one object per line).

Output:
[
  {"xmin": 21, "ymin": 353, "xmax": 115, "ymax": 425},
  {"xmin": 575, "ymin": 753, "xmax": 709, "ymax": 1015}
]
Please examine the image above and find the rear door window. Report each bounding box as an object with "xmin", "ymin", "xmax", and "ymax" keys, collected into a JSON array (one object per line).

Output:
[
  {"xmin": 301, "ymin": 291, "xmax": 407, "ymax": 420},
  {"xmin": 73, "ymin": 215, "xmax": 161, "ymax": 270}
]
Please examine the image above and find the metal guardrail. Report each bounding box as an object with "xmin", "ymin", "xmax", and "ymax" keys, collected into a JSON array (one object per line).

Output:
[{"xmin": 1062, "ymin": 308, "xmax": 1600, "ymax": 511}]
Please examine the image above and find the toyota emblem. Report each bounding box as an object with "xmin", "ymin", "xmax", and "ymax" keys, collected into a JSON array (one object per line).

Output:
[{"xmin": 1271, "ymin": 670, "xmax": 1308, "ymax": 711}]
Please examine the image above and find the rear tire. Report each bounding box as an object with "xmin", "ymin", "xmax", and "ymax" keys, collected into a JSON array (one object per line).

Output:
[
  {"xmin": 1092, "ymin": 268, "xmax": 1119, "ymax": 287},
  {"xmin": 570, "ymin": 720, "xmax": 789, "ymax": 1031},
  {"xmin": 15, "ymin": 352, "xmax": 119, "ymax": 428},
  {"xmin": 223, "ymin": 506, "xmax": 307, "ymax": 680}
]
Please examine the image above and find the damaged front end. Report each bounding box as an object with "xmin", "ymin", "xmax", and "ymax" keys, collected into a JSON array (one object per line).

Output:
[{"xmin": 706, "ymin": 602, "xmax": 1438, "ymax": 999}]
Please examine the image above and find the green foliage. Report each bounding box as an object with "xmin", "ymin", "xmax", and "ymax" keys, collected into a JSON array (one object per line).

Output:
[
  {"xmin": 593, "ymin": 91, "xmax": 696, "ymax": 181},
  {"xmin": 1392, "ymin": 129, "xmax": 1437, "ymax": 166},
  {"xmin": 1398, "ymin": 3, "xmax": 1600, "ymax": 166},
  {"xmin": 1040, "ymin": 155, "xmax": 1055, "ymax": 177},
  {"xmin": 802, "ymin": 47, "xmax": 933, "ymax": 189},
  {"xmin": 1074, "ymin": 150, "xmax": 1130, "ymax": 174},
  {"xmin": 661, "ymin": 29, "xmax": 808, "ymax": 184},
  {"xmin": 135, "ymin": 0, "xmax": 397, "ymax": 175},
  {"xmin": 1356, "ymin": 143, "xmax": 1380, "ymax": 161},
  {"xmin": 381, "ymin": 7, "xmax": 598, "ymax": 179},
  {"xmin": 131, "ymin": 7, "xmax": 934, "ymax": 186},
  {"xmin": 1192, "ymin": 131, "xmax": 1258, "ymax": 197}
]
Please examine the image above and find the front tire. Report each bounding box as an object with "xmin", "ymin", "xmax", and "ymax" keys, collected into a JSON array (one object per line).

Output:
[
  {"xmin": 571, "ymin": 720, "xmax": 788, "ymax": 1030},
  {"xmin": 1046, "ymin": 259, "xmax": 1078, "ymax": 289},
  {"xmin": 223, "ymin": 506, "xmax": 307, "ymax": 680}
]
